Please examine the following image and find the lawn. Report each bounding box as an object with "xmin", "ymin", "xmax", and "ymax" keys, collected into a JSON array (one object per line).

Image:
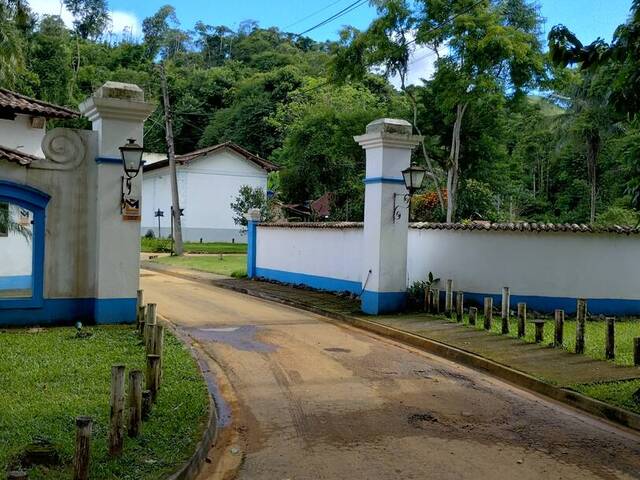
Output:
[
  {"xmin": 438, "ymin": 309, "xmax": 640, "ymax": 413},
  {"xmin": 141, "ymin": 237, "xmax": 247, "ymax": 254},
  {"xmin": 0, "ymin": 326, "xmax": 209, "ymax": 479},
  {"xmin": 153, "ymin": 254, "xmax": 247, "ymax": 277}
]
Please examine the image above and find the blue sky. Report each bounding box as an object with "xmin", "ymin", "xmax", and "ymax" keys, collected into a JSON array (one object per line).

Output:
[{"xmin": 33, "ymin": 0, "xmax": 633, "ymax": 45}]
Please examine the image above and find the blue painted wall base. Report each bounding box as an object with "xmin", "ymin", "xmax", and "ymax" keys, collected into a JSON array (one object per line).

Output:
[
  {"xmin": 0, "ymin": 297, "xmax": 137, "ymax": 327},
  {"xmin": 361, "ymin": 290, "xmax": 407, "ymax": 315},
  {"xmin": 255, "ymin": 267, "xmax": 361, "ymax": 294}
]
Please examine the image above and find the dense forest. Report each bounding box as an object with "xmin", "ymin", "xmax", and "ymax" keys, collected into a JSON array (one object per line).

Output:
[{"xmin": 1, "ymin": 0, "xmax": 639, "ymax": 225}]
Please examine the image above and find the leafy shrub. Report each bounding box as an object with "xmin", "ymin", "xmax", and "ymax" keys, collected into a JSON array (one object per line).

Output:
[{"xmin": 596, "ymin": 206, "xmax": 639, "ymax": 227}]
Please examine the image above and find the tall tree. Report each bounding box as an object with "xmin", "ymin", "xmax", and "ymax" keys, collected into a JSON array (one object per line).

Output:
[{"xmin": 63, "ymin": 0, "xmax": 110, "ymax": 40}]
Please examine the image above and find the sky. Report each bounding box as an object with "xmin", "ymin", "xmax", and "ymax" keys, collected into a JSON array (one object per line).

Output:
[{"xmin": 31, "ymin": 0, "xmax": 634, "ymax": 85}]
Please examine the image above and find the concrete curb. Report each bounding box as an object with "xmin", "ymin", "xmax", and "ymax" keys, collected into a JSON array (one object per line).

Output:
[
  {"xmin": 143, "ymin": 265, "xmax": 640, "ymax": 434},
  {"xmin": 163, "ymin": 319, "xmax": 221, "ymax": 480}
]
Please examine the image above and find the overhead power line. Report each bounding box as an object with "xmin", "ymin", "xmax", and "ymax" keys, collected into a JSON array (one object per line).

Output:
[
  {"xmin": 296, "ymin": 0, "xmax": 369, "ymax": 37},
  {"xmin": 285, "ymin": 0, "xmax": 351, "ymax": 30}
]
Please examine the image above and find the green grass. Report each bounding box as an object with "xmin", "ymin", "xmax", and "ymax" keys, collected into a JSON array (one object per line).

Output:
[
  {"xmin": 154, "ymin": 254, "xmax": 247, "ymax": 277},
  {"xmin": 452, "ymin": 312, "xmax": 640, "ymax": 366},
  {"xmin": 0, "ymin": 326, "xmax": 209, "ymax": 479},
  {"xmin": 572, "ymin": 380, "xmax": 640, "ymax": 414},
  {"xmin": 141, "ymin": 237, "xmax": 247, "ymax": 254}
]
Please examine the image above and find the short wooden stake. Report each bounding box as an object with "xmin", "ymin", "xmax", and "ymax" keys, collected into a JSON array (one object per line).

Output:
[
  {"xmin": 142, "ymin": 390, "xmax": 152, "ymax": 420},
  {"xmin": 517, "ymin": 303, "xmax": 526, "ymax": 338},
  {"xmin": 8, "ymin": 471, "xmax": 28, "ymax": 480},
  {"xmin": 469, "ymin": 307, "xmax": 477, "ymax": 326},
  {"xmin": 136, "ymin": 289, "xmax": 144, "ymax": 327},
  {"xmin": 634, "ymin": 338, "xmax": 640, "ymax": 367},
  {"xmin": 605, "ymin": 317, "xmax": 615, "ymax": 360},
  {"xmin": 108, "ymin": 365, "xmax": 126, "ymax": 457},
  {"xmin": 73, "ymin": 416, "xmax": 92, "ymax": 480},
  {"xmin": 137, "ymin": 305, "xmax": 146, "ymax": 334},
  {"xmin": 423, "ymin": 287, "xmax": 431, "ymax": 312},
  {"xmin": 483, "ymin": 297, "xmax": 493, "ymax": 330},
  {"xmin": 455, "ymin": 291, "xmax": 464, "ymax": 322},
  {"xmin": 575, "ymin": 299, "xmax": 587, "ymax": 354},
  {"xmin": 445, "ymin": 280, "xmax": 453, "ymax": 317},
  {"xmin": 152, "ymin": 324, "xmax": 165, "ymax": 386},
  {"xmin": 432, "ymin": 289, "xmax": 440, "ymax": 314},
  {"xmin": 146, "ymin": 354, "xmax": 161, "ymax": 403},
  {"xmin": 127, "ymin": 370, "xmax": 143, "ymax": 438},
  {"xmin": 534, "ymin": 320, "xmax": 545, "ymax": 343},
  {"xmin": 145, "ymin": 303, "xmax": 157, "ymax": 353},
  {"xmin": 554, "ymin": 309, "xmax": 565, "ymax": 347},
  {"xmin": 501, "ymin": 287, "xmax": 510, "ymax": 334}
]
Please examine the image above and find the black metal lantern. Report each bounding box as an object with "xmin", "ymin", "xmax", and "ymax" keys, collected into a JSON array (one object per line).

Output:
[
  {"xmin": 119, "ymin": 138, "xmax": 144, "ymax": 179},
  {"xmin": 402, "ymin": 164, "xmax": 427, "ymax": 195}
]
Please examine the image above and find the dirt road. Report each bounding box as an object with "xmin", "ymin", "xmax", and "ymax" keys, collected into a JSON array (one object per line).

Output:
[{"xmin": 141, "ymin": 269, "xmax": 640, "ymax": 479}]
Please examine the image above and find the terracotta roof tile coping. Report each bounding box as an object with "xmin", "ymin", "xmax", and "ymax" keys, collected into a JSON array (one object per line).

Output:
[
  {"xmin": 0, "ymin": 88, "xmax": 79, "ymax": 119},
  {"xmin": 0, "ymin": 145, "xmax": 42, "ymax": 166},
  {"xmin": 257, "ymin": 221, "xmax": 640, "ymax": 234}
]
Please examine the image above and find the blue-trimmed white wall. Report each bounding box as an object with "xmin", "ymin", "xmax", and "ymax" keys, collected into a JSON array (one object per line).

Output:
[
  {"xmin": 250, "ymin": 222, "xmax": 640, "ymax": 316},
  {"xmin": 255, "ymin": 224, "xmax": 363, "ymax": 294}
]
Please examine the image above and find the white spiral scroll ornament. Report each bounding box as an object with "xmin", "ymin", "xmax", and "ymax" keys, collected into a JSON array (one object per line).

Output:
[{"xmin": 32, "ymin": 128, "xmax": 86, "ymax": 170}]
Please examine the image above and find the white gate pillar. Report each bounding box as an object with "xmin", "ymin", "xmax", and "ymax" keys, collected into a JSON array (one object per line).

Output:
[
  {"xmin": 79, "ymin": 82, "xmax": 154, "ymax": 323},
  {"xmin": 355, "ymin": 118, "xmax": 422, "ymax": 314}
]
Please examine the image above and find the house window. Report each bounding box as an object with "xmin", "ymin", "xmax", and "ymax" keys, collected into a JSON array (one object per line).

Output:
[{"xmin": 0, "ymin": 203, "xmax": 8, "ymax": 237}]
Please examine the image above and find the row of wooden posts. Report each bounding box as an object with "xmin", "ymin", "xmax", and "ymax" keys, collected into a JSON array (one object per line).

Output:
[
  {"xmin": 69, "ymin": 290, "xmax": 163, "ymax": 480},
  {"xmin": 424, "ymin": 281, "xmax": 640, "ymax": 366}
]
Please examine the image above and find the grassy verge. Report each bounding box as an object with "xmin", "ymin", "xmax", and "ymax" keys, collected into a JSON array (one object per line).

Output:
[
  {"xmin": 0, "ymin": 326, "xmax": 209, "ymax": 479},
  {"xmin": 141, "ymin": 237, "xmax": 247, "ymax": 254},
  {"xmin": 154, "ymin": 254, "xmax": 247, "ymax": 277},
  {"xmin": 571, "ymin": 379, "xmax": 640, "ymax": 414}
]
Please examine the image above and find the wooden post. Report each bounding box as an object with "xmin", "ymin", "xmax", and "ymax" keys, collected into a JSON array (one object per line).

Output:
[
  {"xmin": 455, "ymin": 291, "xmax": 464, "ymax": 322},
  {"xmin": 136, "ymin": 289, "xmax": 144, "ymax": 328},
  {"xmin": 501, "ymin": 287, "xmax": 510, "ymax": 334},
  {"xmin": 127, "ymin": 370, "xmax": 143, "ymax": 438},
  {"xmin": 445, "ymin": 280, "xmax": 453, "ymax": 317},
  {"xmin": 576, "ymin": 299, "xmax": 587, "ymax": 354},
  {"xmin": 142, "ymin": 390, "xmax": 152, "ymax": 420},
  {"xmin": 605, "ymin": 317, "xmax": 615, "ymax": 360},
  {"xmin": 146, "ymin": 354, "xmax": 161, "ymax": 403},
  {"xmin": 108, "ymin": 365, "xmax": 126, "ymax": 457},
  {"xmin": 73, "ymin": 416, "xmax": 92, "ymax": 480},
  {"xmin": 554, "ymin": 309, "xmax": 565, "ymax": 347},
  {"xmin": 469, "ymin": 307, "xmax": 477, "ymax": 326},
  {"xmin": 432, "ymin": 289, "xmax": 440, "ymax": 314},
  {"xmin": 423, "ymin": 287, "xmax": 431, "ymax": 312},
  {"xmin": 483, "ymin": 297, "xmax": 493, "ymax": 330},
  {"xmin": 145, "ymin": 303, "xmax": 157, "ymax": 352},
  {"xmin": 534, "ymin": 320, "xmax": 545, "ymax": 343},
  {"xmin": 517, "ymin": 303, "xmax": 526, "ymax": 338},
  {"xmin": 634, "ymin": 338, "xmax": 640, "ymax": 367},
  {"xmin": 152, "ymin": 324, "xmax": 165, "ymax": 386},
  {"xmin": 137, "ymin": 305, "xmax": 146, "ymax": 334}
]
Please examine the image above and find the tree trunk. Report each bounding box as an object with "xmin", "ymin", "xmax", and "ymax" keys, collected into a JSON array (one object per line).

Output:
[
  {"xmin": 446, "ymin": 102, "xmax": 468, "ymax": 223},
  {"xmin": 586, "ymin": 132, "xmax": 600, "ymax": 225}
]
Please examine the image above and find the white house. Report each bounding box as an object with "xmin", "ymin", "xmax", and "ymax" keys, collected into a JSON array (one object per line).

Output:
[
  {"xmin": 141, "ymin": 142, "xmax": 278, "ymax": 243},
  {"xmin": 0, "ymin": 88, "xmax": 79, "ymax": 300}
]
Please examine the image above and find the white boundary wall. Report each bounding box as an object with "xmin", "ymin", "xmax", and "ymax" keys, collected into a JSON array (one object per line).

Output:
[
  {"xmin": 251, "ymin": 222, "xmax": 640, "ymax": 315},
  {"xmin": 255, "ymin": 225, "xmax": 363, "ymax": 293}
]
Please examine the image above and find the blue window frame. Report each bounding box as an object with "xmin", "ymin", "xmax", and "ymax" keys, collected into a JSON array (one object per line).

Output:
[{"xmin": 0, "ymin": 180, "xmax": 50, "ymax": 309}]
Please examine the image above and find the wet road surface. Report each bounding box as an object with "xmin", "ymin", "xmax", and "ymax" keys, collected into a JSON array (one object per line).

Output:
[{"xmin": 141, "ymin": 269, "xmax": 640, "ymax": 480}]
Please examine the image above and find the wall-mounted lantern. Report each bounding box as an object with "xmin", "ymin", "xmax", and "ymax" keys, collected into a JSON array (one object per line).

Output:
[
  {"xmin": 120, "ymin": 138, "xmax": 144, "ymax": 220},
  {"xmin": 393, "ymin": 164, "xmax": 427, "ymax": 223},
  {"xmin": 120, "ymin": 138, "xmax": 144, "ymax": 179}
]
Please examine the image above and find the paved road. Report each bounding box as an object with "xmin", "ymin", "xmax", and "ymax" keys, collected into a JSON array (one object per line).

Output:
[{"xmin": 141, "ymin": 269, "xmax": 640, "ymax": 480}]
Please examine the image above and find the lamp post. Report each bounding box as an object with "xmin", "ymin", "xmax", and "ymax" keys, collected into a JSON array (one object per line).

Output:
[
  {"xmin": 119, "ymin": 139, "xmax": 144, "ymax": 216},
  {"xmin": 393, "ymin": 164, "xmax": 427, "ymax": 222}
]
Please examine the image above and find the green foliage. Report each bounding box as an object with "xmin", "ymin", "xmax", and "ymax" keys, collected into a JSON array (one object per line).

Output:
[
  {"xmin": 154, "ymin": 254, "xmax": 247, "ymax": 277},
  {"xmin": 456, "ymin": 179, "xmax": 498, "ymax": 221},
  {"xmin": 63, "ymin": 0, "xmax": 109, "ymax": 39},
  {"xmin": 595, "ymin": 206, "xmax": 639, "ymax": 227},
  {"xmin": 230, "ymin": 185, "xmax": 272, "ymax": 230}
]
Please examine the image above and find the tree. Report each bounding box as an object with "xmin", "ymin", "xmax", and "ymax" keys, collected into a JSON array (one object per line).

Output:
[
  {"xmin": 0, "ymin": 0, "xmax": 31, "ymax": 87},
  {"xmin": 142, "ymin": 5, "xmax": 184, "ymax": 61},
  {"xmin": 230, "ymin": 185, "xmax": 272, "ymax": 231},
  {"xmin": 63, "ymin": 0, "xmax": 109, "ymax": 39},
  {"xmin": 332, "ymin": 0, "xmax": 544, "ymax": 222}
]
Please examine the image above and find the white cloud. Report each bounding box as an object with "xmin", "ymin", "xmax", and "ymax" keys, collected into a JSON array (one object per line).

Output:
[{"xmin": 29, "ymin": 0, "xmax": 141, "ymax": 39}]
